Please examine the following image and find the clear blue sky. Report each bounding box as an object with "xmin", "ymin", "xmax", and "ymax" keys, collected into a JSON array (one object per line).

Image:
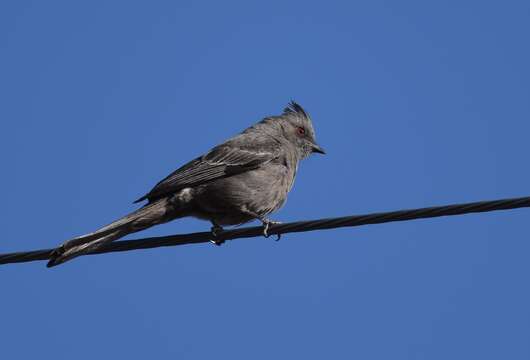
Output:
[{"xmin": 1, "ymin": 1, "xmax": 529, "ymax": 358}]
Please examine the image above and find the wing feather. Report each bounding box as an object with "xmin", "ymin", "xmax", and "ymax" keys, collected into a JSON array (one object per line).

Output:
[{"xmin": 134, "ymin": 137, "xmax": 279, "ymax": 203}]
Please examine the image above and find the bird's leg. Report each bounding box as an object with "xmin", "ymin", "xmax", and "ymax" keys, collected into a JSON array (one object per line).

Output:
[
  {"xmin": 261, "ymin": 218, "xmax": 282, "ymax": 241},
  {"xmin": 240, "ymin": 208, "xmax": 282, "ymax": 240},
  {"xmin": 210, "ymin": 221, "xmax": 225, "ymax": 246}
]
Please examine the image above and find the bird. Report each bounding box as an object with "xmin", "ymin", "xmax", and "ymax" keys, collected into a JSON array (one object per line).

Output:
[{"xmin": 47, "ymin": 101, "xmax": 325, "ymax": 267}]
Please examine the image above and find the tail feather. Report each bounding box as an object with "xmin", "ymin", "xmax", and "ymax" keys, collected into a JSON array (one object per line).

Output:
[
  {"xmin": 47, "ymin": 199, "xmax": 173, "ymax": 267},
  {"xmin": 47, "ymin": 230, "xmax": 127, "ymax": 267}
]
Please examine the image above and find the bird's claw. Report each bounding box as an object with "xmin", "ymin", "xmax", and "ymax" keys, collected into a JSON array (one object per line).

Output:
[
  {"xmin": 210, "ymin": 224, "xmax": 225, "ymax": 246},
  {"xmin": 262, "ymin": 220, "xmax": 282, "ymax": 241}
]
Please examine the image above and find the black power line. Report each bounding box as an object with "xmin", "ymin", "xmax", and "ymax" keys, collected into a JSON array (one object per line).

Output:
[{"xmin": 1, "ymin": 195, "xmax": 530, "ymax": 266}]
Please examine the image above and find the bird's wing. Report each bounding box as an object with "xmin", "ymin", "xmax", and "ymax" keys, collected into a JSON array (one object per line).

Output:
[{"xmin": 134, "ymin": 137, "xmax": 280, "ymax": 203}]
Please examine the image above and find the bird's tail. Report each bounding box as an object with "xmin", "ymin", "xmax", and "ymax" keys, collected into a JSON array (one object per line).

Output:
[{"xmin": 47, "ymin": 199, "xmax": 174, "ymax": 267}]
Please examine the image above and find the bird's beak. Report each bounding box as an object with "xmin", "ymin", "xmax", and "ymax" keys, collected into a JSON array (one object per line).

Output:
[{"xmin": 311, "ymin": 143, "xmax": 326, "ymax": 155}]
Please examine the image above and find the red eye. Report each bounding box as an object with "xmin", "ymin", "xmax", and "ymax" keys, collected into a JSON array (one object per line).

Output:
[{"xmin": 297, "ymin": 127, "xmax": 306, "ymax": 136}]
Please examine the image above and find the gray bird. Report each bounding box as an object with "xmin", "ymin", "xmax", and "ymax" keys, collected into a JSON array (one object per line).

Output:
[{"xmin": 47, "ymin": 101, "xmax": 325, "ymax": 267}]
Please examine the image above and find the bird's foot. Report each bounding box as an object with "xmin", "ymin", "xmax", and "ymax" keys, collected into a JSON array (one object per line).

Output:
[
  {"xmin": 210, "ymin": 224, "xmax": 225, "ymax": 246},
  {"xmin": 262, "ymin": 219, "xmax": 282, "ymax": 241}
]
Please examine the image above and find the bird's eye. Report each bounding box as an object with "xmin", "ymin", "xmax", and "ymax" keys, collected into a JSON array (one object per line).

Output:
[{"xmin": 297, "ymin": 127, "xmax": 306, "ymax": 136}]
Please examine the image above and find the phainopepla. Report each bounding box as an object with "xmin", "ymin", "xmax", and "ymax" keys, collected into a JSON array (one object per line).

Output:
[{"xmin": 47, "ymin": 101, "xmax": 325, "ymax": 267}]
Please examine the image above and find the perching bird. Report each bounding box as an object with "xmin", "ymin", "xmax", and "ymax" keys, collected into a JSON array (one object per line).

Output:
[{"xmin": 47, "ymin": 101, "xmax": 325, "ymax": 267}]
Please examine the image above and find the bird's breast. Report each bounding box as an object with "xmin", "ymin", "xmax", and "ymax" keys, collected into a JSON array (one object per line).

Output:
[{"xmin": 189, "ymin": 160, "xmax": 298, "ymax": 225}]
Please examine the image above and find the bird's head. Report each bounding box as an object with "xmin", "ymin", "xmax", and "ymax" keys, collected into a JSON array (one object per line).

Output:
[{"xmin": 280, "ymin": 101, "xmax": 325, "ymax": 159}]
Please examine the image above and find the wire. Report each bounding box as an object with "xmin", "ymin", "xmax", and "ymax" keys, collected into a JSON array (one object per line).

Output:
[{"xmin": 1, "ymin": 195, "xmax": 530, "ymax": 266}]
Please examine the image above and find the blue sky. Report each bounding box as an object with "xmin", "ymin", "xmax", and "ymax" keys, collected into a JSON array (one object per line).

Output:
[{"xmin": 1, "ymin": 0, "xmax": 529, "ymax": 358}]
